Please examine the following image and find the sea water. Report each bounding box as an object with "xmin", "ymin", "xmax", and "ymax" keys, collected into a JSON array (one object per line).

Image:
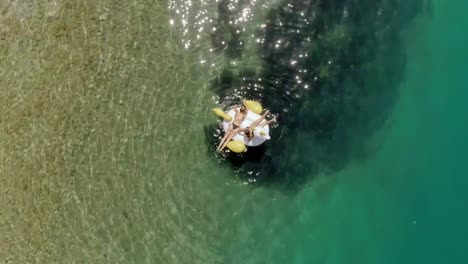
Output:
[{"xmin": 1, "ymin": 0, "xmax": 467, "ymax": 263}]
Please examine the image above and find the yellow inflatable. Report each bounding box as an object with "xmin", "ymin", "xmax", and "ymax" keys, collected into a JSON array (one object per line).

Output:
[
  {"xmin": 227, "ymin": 140, "xmax": 246, "ymax": 153},
  {"xmin": 243, "ymin": 100, "xmax": 263, "ymax": 114},
  {"xmin": 212, "ymin": 107, "xmax": 232, "ymax": 122}
]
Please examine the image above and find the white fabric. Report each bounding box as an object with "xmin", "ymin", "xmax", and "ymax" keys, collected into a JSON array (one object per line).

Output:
[{"xmin": 222, "ymin": 108, "xmax": 270, "ymax": 147}]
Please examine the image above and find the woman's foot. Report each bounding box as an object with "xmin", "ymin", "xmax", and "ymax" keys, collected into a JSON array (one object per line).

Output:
[{"xmin": 216, "ymin": 143, "xmax": 223, "ymax": 151}]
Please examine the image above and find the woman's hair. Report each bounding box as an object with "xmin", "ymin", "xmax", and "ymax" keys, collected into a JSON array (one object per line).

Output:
[
  {"xmin": 240, "ymin": 105, "xmax": 247, "ymax": 112},
  {"xmin": 245, "ymin": 128, "xmax": 253, "ymax": 138}
]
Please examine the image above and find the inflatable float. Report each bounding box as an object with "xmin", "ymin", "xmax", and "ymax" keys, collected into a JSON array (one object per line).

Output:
[{"xmin": 213, "ymin": 100, "xmax": 271, "ymax": 153}]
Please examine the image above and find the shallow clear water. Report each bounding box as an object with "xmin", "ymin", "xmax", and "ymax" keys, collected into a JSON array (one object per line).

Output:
[{"xmin": 1, "ymin": 0, "xmax": 467, "ymax": 263}]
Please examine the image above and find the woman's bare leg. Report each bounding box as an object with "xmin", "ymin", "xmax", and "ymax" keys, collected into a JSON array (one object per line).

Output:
[
  {"xmin": 249, "ymin": 110, "xmax": 270, "ymax": 129},
  {"xmin": 217, "ymin": 124, "xmax": 233, "ymax": 151},
  {"xmin": 220, "ymin": 128, "xmax": 241, "ymax": 151}
]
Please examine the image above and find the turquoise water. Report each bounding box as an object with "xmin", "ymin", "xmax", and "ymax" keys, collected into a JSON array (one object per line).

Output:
[
  {"xmin": 214, "ymin": 1, "xmax": 468, "ymax": 263},
  {"xmin": 382, "ymin": 2, "xmax": 468, "ymax": 262}
]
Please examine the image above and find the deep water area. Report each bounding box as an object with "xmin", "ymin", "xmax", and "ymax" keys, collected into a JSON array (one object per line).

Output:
[{"xmin": 207, "ymin": 0, "xmax": 427, "ymax": 190}]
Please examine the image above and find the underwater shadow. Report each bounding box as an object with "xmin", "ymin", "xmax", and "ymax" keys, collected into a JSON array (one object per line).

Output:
[{"xmin": 207, "ymin": 0, "xmax": 426, "ymax": 193}]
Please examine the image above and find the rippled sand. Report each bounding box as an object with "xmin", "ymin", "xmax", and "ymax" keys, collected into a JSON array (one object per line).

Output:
[{"xmin": 0, "ymin": 1, "xmax": 230, "ymax": 262}]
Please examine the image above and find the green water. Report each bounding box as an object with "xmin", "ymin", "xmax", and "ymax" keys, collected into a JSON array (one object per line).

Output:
[
  {"xmin": 1, "ymin": 0, "xmax": 467, "ymax": 263},
  {"xmin": 230, "ymin": 2, "xmax": 468, "ymax": 263}
]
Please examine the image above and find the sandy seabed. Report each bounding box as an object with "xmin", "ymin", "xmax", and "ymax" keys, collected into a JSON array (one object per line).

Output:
[{"xmin": 0, "ymin": 1, "xmax": 228, "ymax": 263}]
